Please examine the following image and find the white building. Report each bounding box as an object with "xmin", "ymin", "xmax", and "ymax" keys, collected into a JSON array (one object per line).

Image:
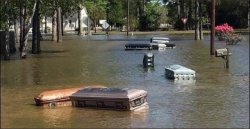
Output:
[{"xmin": 41, "ymin": 7, "xmax": 91, "ymax": 33}]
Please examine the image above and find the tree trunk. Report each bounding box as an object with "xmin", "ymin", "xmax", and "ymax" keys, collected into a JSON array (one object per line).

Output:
[
  {"xmin": 94, "ymin": 20, "xmax": 97, "ymax": 33},
  {"xmin": 180, "ymin": 0, "xmax": 186, "ymax": 30},
  {"xmin": 44, "ymin": 16, "xmax": 47, "ymax": 33},
  {"xmin": 87, "ymin": 17, "xmax": 90, "ymax": 35},
  {"xmin": 37, "ymin": 6, "xmax": 40, "ymax": 53},
  {"xmin": 32, "ymin": 6, "xmax": 38, "ymax": 53},
  {"xmin": 32, "ymin": 0, "xmax": 40, "ymax": 54},
  {"xmin": 14, "ymin": 16, "xmax": 19, "ymax": 52},
  {"xmin": 20, "ymin": 0, "xmax": 38, "ymax": 58},
  {"xmin": 248, "ymin": 0, "xmax": 250, "ymax": 28},
  {"xmin": 19, "ymin": 2, "xmax": 24, "ymax": 51},
  {"xmin": 3, "ymin": 30, "xmax": 10, "ymax": 60},
  {"xmin": 187, "ymin": 0, "xmax": 193, "ymax": 30},
  {"xmin": 94, "ymin": 6, "xmax": 97, "ymax": 33},
  {"xmin": 57, "ymin": 7, "xmax": 62, "ymax": 42},
  {"xmin": 127, "ymin": 0, "xmax": 129, "ymax": 36},
  {"xmin": 195, "ymin": 0, "xmax": 200, "ymax": 40},
  {"xmin": 20, "ymin": 2, "xmax": 28, "ymax": 58},
  {"xmin": 52, "ymin": 9, "xmax": 57, "ymax": 41},
  {"xmin": 177, "ymin": 0, "xmax": 180, "ymax": 18},
  {"xmin": 199, "ymin": 1, "xmax": 203, "ymax": 40},
  {"xmin": 78, "ymin": 6, "xmax": 83, "ymax": 35},
  {"xmin": 61, "ymin": 14, "xmax": 64, "ymax": 36}
]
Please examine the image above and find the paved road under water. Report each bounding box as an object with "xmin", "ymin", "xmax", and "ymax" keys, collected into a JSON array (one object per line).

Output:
[{"xmin": 1, "ymin": 34, "xmax": 249, "ymax": 128}]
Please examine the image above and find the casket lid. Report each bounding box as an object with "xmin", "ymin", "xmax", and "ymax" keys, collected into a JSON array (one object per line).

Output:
[
  {"xmin": 165, "ymin": 64, "xmax": 195, "ymax": 74},
  {"xmin": 70, "ymin": 87, "xmax": 147, "ymax": 99},
  {"xmin": 152, "ymin": 37, "xmax": 170, "ymax": 40},
  {"xmin": 35, "ymin": 85, "xmax": 105, "ymax": 101}
]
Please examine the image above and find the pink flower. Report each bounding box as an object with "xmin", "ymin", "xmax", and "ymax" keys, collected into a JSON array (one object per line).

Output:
[{"xmin": 215, "ymin": 23, "xmax": 234, "ymax": 33}]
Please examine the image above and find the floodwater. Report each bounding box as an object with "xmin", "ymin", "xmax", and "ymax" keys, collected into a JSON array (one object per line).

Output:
[{"xmin": 1, "ymin": 33, "xmax": 249, "ymax": 128}]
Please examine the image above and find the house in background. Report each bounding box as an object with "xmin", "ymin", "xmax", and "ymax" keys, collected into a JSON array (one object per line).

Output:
[{"xmin": 41, "ymin": 6, "xmax": 91, "ymax": 34}]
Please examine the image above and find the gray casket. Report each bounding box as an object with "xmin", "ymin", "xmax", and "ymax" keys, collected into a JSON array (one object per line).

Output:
[
  {"xmin": 70, "ymin": 87, "xmax": 148, "ymax": 111},
  {"xmin": 151, "ymin": 37, "xmax": 170, "ymax": 43},
  {"xmin": 165, "ymin": 64, "xmax": 195, "ymax": 80},
  {"xmin": 143, "ymin": 53, "xmax": 154, "ymax": 67}
]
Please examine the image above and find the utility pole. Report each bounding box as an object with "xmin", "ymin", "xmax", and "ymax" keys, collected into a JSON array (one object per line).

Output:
[
  {"xmin": 210, "ymin": 0, "xmax": 215, "ymax": 55},
  {"xmin": 127, "ymin": 0, "xmax": 129, "ymax": 36}
]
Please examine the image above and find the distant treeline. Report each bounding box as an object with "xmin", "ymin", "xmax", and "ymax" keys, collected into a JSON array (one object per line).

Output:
[
  {"xmin": 0, "ymin": 0, "xmax": 248, "ymax": 60},
  {"xmin": 0, "ymin": 0, "xmax": 249, "ymax": 31}
]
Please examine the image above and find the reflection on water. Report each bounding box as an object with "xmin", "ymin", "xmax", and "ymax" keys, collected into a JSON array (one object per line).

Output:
[
  {"xmin": 1, "ymin": 34, "xmax": 249, "ymax": 128},
  {"xmin": 42, "ymin": 107, "xmax": 73, "ymax": 128},
  {"xmin": 174, "ymin": 79, "xmax": 196, "ymax": 93},
  {"xmin": 129, "ymin": 105, "xmax": 149, "ymax": 128}
]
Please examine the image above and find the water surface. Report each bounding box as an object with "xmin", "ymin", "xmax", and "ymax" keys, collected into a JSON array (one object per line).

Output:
[{"xmin": 1, "ymin": 34, "xmax": 249, "ymax": 128}]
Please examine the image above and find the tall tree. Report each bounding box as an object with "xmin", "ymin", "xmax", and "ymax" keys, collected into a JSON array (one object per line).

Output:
[
  {"xmin": 56, "ymin": 6, "xmax": 62, "ymax": 42},
  {"xmin": 32, "ymin": 0, "xmax": 41, "ymax": 54},
  {"xmin": 19, "ymin": 0, "xmax": 37, "ymax": 58},
  {"xmin": 194, "ymin": 0, "xmax": 200, "ymax": 40},
  {"xmin": 1, "ymin": 0, "xmax": 10, "ymax": 60},
  {"xmin": 52, "ymin": 9, "xmax": 57, "ymax": 41},
  {"xmin": 108, "ymin": 0, "xmax": 124, "ymax": 28},
  {"xmin": 78, "ymin": 4, "xmax": 83, "ymax": 35},
  {"xmin": 84, "ymin": 0, "xmax": 106, "ymax": 33},
  {"xmin": 139, "ymin": 2, "xmax": 163, "ymax": 31}
]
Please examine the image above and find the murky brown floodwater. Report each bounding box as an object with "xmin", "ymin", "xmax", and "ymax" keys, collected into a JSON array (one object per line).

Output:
[{"xmin": 1, "ymin": 33, "xmax": 249, "ymax": 128}]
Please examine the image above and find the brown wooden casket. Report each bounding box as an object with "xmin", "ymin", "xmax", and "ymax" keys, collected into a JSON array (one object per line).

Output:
[
  {"xmin": 34, "ymin": 85, "xmax": 105, "ymax": 108},
  {"xmin": 70, "ymin": 87, "xmax": 148, "ymax": 111}
]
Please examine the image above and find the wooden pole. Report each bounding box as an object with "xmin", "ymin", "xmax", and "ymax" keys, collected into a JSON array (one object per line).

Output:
[
  {"xmin": 210, "ymin": 0, "xmax": 215, "ymax": 55},
  {"xmin": 226, "ymin": 48, "xmax": 229, "ymax": 69}
]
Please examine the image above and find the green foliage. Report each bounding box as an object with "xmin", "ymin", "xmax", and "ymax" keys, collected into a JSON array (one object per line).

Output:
[
  {"xmin": 0, "ymin": 0, "xmax": 33, "ymax": 29},
  {"xmin": 83, "ymin": 0, "xmax": 106, "ymax": 25},
  {"xmin": 40, "ymin": 0, "xmax": 83, "ymax": 17},
  {"xmin": 139, "ymin": 2, "xmax": 163, "ymax": 31},
  {"xmin": 216, "ymin": 0, "xmax": 248, "ymax": 28},
  {"xmin": 1, "ymin": 0, "xmax": 248, "ymax": 31},
  {"xmin": 108, "ymin": 0, "xmax": 125, "ymax": 27},
  {"xmin": 129, "ymin": 16, "xmax": 138, "ymax": 31},
  {"xmin": 167, "ymin": 0, "xmax": 248, "ymax": 29}
]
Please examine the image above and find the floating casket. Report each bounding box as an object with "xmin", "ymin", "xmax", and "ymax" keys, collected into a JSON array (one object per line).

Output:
[
  {"xmin": 34, "ymin": 85, "xmax": 105, "ymax": 107},
  {"xmin": 165, "ymin": 64, "xmax": 195, "ymax": 80},
  {"xmin": 151, "ymin": 37, "xmax": 175, "ymax": 49},
  {"xmin": 150, "ymin": 43, "xmax": 166, "ymax": 50},
  {"xmin": 151, "ymin": 43, "xmax": 176, "ymax": 49},
  {"xmin": 125, "ymin": 43, "xmax": 152, "ymax": 50},
  {"xmin": 151, "ymin": 37, "xmax": 170, "ymax": 43},
  {"xmin": 70, "ymin": 87, "xmax": 148, "ymax": 111},
  {"xmin": 143, "ymin": 53, "xmax": 154, "ymax": 68}
]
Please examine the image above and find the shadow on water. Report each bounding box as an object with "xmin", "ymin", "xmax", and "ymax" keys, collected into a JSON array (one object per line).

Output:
[{"xmin": 41, "ymin": 50, "xmax": 68, "ymax": 54}]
